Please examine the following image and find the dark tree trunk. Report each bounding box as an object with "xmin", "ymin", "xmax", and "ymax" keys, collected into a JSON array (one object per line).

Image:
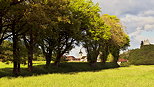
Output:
[
  {"xmin": 100, "ymin": 47, "xmax": 109, "ymax": 64},
  {"xmin": 23, "ymin": 30, "xmax": 34, "ymax": 71},
  {"xmin": 54, "ymin": 53, "xmax": 62, "ymax": 67},
  {"xmin": 54, "ymin": 40, "xmax": 74, "ymax": 66},
  {"xmin": 100, "ymin": 54, "xmax": 107, "ymax": 64},
  {"xmin": 28, "ymin": 31, "xmax": 33, "ymax": 71},
  {"xmin": 113, "ymin": 50, "xmax": 119, "ymax": 63},
  {"xmin": 17, "ymin": 62, "xmax": 20, "ymax": 72},
  {"xmin": 45, "ymin": 53, "xmax": 52, "ymax": 67},
  {"xmin": 28, "ymin": 50, "xmax": 33, "ymax": 71},
  {"xmin": 12, "ymin": 22, "xmax": 21, "ymax": 75},
  {"xmin": 41, "ymin": 45, "xmax": 52, "ymax": 67},
  {"xmin": 0, "ymin": 13, "xmax": 3, "ymax": 45},
  {"xmin": 111, "ymin": 48, "xmax": 120, "ymax": 67},
  {"xmin": 12, "ymin": 31, "xmax": 20, "ymax": 75},
  {"xmin": 13, "ymin": 60, "xmax": 18, "ymax": 75},
  {"xmin": 87, "ymin": 51, "xmax": 99, "ymax": 67},
  {"xmin": 85, "ymin": 41, "xmax": 100, "ymax": 67}
]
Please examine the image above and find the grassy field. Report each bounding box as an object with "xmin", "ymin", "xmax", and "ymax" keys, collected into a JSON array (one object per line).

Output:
[{"xmin": 1, "ymin": 61, "xmax": 154, "ymax": 87}]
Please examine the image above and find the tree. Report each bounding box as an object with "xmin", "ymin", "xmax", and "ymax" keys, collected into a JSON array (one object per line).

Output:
[
  {"xmin": 22, "ymin": 1, "xmax": 49, "ymax": 70},
  {"xmin": 32, "ymin": 0, "xmax": 75, "ymax": 67},
  {"xmin": 69, "ymin": 0, "xmax": 111, "ymax": 66},
  {"xmin": 101, "ymin": 14, "xmax": 130, "ymax": 65},
  {"xmin": 1, "ymin": 0, "xmax": 31, "ymax": 75}
]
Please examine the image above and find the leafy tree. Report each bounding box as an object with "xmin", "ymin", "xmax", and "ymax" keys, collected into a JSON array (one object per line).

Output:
[
  {"xmin": 101, "ymin": 14, "xmax": 130, "ymax": 65},
  {"xmin": 33, "ymin": 0, "xmax": 74, "ymax": 66},
  {"xmin": 0, "ymin": 0, "xmax": 31, "ymax": 75},
  {"xmin": 22, "ymin": 1, "xmax": 49, "ymax": 70},
  {"xmin": 70, "ymin": 0, "xmax": 111, "ymax": 66}
]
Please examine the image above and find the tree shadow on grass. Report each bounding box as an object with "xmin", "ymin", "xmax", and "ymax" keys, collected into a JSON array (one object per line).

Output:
[{"xmin": 0, "ymin": 62, "xmax": 120, "ymax": 78}]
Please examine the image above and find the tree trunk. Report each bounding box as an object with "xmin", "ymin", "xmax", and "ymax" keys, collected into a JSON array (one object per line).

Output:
[
  {"xmin": 13, "ymin": 33, "xmax": 20, "ymax": 75},
  {"xmin": 0, "ymin": 13, "xmax": 3, "ymax": 45},
  {"xmin": 28, "ymin": 51, "xmax": 33, "ymax": 71},
  {"xmin": 12, "ymin": 22, "xmax": 20, "ymax": 75},
  {"xmin": 45, "ymin": 54, "xmax": 52, "ymax": 67},
  {"xmin": 28, "ymin": 31, "xmax": 33, "ymax": 71},
  {"xmin": 100, "ymin": 50, "xmax": 109, "ymax": 64},
  {"xmin": 111, "ymin": 49, "xmax": 120, "ymax": 67},
  {"xmin": 54, "ymin": 53, "xmax": 62, "ymax": 67},
  {"xmin": 87, "ymin": 51, "xmax": 98, "ymax": 67},
  {"xmin": 100, "ymin": 54, "xmax": 107, "ymax": 64},
  {"xmin": 13, "ymin": 60, "xmax": 18, "ymax": 75},
  {"xmin": 17, "ymin": 62, "xmax": 20, "ymax": 73}
]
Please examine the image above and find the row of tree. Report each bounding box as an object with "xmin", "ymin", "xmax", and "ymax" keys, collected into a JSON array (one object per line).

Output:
[{"xmin": 0, "ymin": 0, "xmax": 130, "ymax": 75}]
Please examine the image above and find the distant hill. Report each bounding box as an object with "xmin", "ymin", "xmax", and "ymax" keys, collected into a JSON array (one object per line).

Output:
[{"xmin": 120, "ymin": 44, "xmax": 154, "ymax": 65}]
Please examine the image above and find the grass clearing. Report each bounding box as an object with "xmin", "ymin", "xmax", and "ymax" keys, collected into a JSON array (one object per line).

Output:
[{"xmin": 1, "ymin": 61, "xmax": 154, "ymax": 87}]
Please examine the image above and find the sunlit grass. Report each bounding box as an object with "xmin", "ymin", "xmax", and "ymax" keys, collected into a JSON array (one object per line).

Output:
[{"xmin": 1, "ymin": 62, "xmax": 154, "ymax": 87}]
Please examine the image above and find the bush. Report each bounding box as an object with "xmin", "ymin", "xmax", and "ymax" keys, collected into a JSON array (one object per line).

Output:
[{"xmin": 120, "ymin": 62, "xmax": 130, "ymax": 67}]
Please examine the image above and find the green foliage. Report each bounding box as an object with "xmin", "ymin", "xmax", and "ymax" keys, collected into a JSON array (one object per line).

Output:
[
  {"xmin": 119, "ymin": 51, "xmax": 130, "ymax": 59},
  {"xmin": 99, "ymin": 14, "xmax": 130, "ymax": 64},
  {"xmin": 128, "ymin": 45, "xmax": 154, "ymax": 65},
  {"xmin": 0, "ymin": 40, "xmax": 28, "ymax": 64},
  {"xmin": 0, "ymin": 40, "xmax": 12, "ymax": 63},
  {"xmin": 101, "ymin": 14, "xmax": 130, "ymax": 49}
]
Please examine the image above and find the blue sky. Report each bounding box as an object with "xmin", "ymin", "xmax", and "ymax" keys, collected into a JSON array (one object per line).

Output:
[{"xmin": 69, "ymin": 0, "xmax": 154, "ymax": 57}]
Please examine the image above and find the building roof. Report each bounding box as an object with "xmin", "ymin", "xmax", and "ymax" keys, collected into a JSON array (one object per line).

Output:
[{"xmin": 118, "ymin": 59, "xmax": 128, "ymax": 62}]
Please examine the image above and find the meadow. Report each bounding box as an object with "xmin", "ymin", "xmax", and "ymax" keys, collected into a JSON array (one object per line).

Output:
[{"xmin": 1, "ymin": 61, "xmax": 154, "ymax": 87}]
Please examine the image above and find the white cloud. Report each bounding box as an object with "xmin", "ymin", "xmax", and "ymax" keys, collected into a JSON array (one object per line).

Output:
[
  {"xmin": 144, "ymin": 24, "xmax": 154, "ymax": 31},
  {"xmin": 129, "ymin": 27, "xmax": 143, "ymax": 37},
  {"xmin": 93, "ymin": 0, "xmax": 154, "ymax": 16},
  {"xmin": 141, "ymin": 10, "xmax": 154, "ymax": 16},
  {"xmin": 121, "ymin": 14, "xmax": 154, "ymax": 33}
]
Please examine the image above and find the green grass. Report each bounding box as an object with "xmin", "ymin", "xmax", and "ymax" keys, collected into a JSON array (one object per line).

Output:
[{"xmin": 1, "ymin": 61, "xmax": 154, "ymax": 87}]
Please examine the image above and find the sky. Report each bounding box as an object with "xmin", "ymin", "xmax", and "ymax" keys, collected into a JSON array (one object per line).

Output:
[{"xmin": 69, "ymin": 0, "xmax": 154, "ymax": 57}]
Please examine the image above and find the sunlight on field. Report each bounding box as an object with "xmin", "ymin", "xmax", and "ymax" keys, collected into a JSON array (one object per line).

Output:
[{"xmin": 1, "ymin": 62, "xmax": 154, "ymax": 87}]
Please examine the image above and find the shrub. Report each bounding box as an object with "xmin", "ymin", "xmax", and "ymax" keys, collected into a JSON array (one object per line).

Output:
[{"xmin": 120, "ymin": 62, "xmax": 130, "ymax": 67}]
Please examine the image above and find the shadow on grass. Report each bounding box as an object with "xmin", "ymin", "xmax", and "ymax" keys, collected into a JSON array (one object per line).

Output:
[{"xmin": 0, "ymin": 62, "xmax": 120, "ymax": 78}]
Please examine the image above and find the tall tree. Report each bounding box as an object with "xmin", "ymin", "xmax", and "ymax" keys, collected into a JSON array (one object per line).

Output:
[
  {"xmin": 101, "ymin": 14, "xmax": 130, "ymax": 65},
  {"xmin": 2, "ymin": 0, "xmax": 30, "ymax": 75},
  {"xmin": 70, "ymin": 0, "xmax": 111, "ymax": 66},
  {"xmin": 22, "ymin": 1, "xmax": 49, "ymax": 70}
]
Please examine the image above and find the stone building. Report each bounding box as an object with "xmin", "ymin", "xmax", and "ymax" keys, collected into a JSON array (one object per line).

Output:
[{"xmin": 140, "ymin": 39, "xmax": 151, "ymax": 48}]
